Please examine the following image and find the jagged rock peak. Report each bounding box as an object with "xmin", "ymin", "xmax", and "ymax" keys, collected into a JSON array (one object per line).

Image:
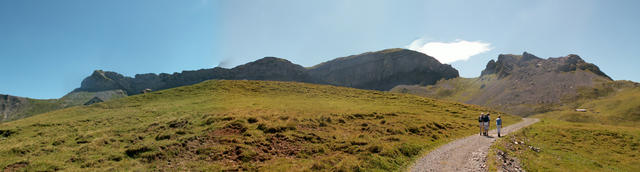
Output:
[
  {"xmin": 480, "ymin": 52, "xmax": 537, "ymax": 77},
  {"xmin": 552, "ymin": 54, "xmax": 611, "ymax": 80},
  {"xmin": 79, "ymin": 70, "xmax": 126, "ymax": 92},
  {"xmin": 481, "ymin": 52, "xmax": 611, "ymax": 80},
  {"xmin": 90, "ymin": 70, "xmax": 107, "ymax": 79},
  {"xmin": 522, "ymin": 51, "xmax": 542, "ymax": 61},
  {"xmin": 494, "ymin": 52, "xmax": 541, "ymax": 65}
]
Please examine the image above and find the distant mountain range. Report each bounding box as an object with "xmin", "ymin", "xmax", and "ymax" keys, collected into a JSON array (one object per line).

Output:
[
  {"xmin": 73, "ymin": 48, "xmax": 457, "ymax": 95},
  {"xmin": 1, "ymin": 48, "xmax": 457, "ymax": 122}
]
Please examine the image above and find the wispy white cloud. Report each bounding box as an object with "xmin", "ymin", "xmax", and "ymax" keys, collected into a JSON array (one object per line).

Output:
[{"xmin": 406, "ymin": 39, "xmax": 492, "ymax": 64}]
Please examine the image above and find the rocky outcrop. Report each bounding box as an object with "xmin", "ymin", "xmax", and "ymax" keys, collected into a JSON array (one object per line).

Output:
[
  {"xmin": 481, "ymin": 52, "xmax": 610, "ymax": 80},
  {"xmin": 230, "ymin": 57, "xmax": 320, "ymax": 83},
  {"xmin": 79, "ymin": 70, "xmax": 129, "ymax": 92},
  {"xmin": 0, "ymin": 94, "xmax": 28, "ymax": 122},
  {"xmin": 308, "ymin": 48, "xmax": 459, "ymax": 90},
  {"xmin": 83, "ymin": 97, "xmax": 104, "ymax": 106},
  {"xmin": 73, "ymin": 48, "xmax": 457, "ymax": 94}
]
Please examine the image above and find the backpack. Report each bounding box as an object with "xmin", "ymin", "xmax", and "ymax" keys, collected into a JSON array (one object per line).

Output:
[
  {"xmin": 483, "ymin": 115, "xmax": 489, "ymax": 122},
  {"xmin": 478, "ymin": 116, "xmax": 483, "ymax": 122}
]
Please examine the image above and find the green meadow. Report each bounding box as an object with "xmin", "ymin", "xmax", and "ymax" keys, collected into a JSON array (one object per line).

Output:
[
  {"xmin": 489, "ymin": 84, "xmax": 640, "ymax": 171},
  {"xmin": 490, "ymin": 119, "xmax": 640, "ymax": 172},
  {"xmin": 0, "ymin": 80, "xmax": 520, "ymax": 171}
]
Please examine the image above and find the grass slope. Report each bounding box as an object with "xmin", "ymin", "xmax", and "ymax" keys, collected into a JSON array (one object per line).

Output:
[
  {"xmin": 489, "ymin": 119, "xmax": 640, "ymax": 171},
  {"xmin": 390, "ymin": 76, "xmax": 490, "ymax": 102},
  {"xmin": 488, "ymin": 82, "xmax": 640, "ymax": 171},
  {"xmin": 535, "ymin": 84, "xmax": 640, "ymax": 127},
  {"xmin": 0, "ymin": 80, "xmax": 520, "ymax": 171}
]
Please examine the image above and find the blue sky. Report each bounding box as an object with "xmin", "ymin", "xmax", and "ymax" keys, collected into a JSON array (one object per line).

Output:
[{"xmin": 1, "ymin": 0, "xmax": 639, "ymax": 99}]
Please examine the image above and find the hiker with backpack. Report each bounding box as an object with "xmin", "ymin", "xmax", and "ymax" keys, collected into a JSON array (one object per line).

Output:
[
  {"xmin": 483, "ymin": 113, "xmax": 490, "ymax": 136},
  {"xmin": 478, "ymin": 113, "xmax": 484, "ymax": 136}
]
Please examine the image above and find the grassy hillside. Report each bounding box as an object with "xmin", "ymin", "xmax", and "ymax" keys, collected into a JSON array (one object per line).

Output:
[
  {"xmin": 0, "ymin": 80, "xmax": 520, "ymax": 171},
  {"xmin": 489, "ymin": 119, "xmax": 640, "ymax": 171},
  {"xmin": 391, "ymin": 77, "xmax": 486, "ymax": 102},
  {"xmin": 488, "ymin": 81, "xmax": 640, "ymax": 171},
  {"xmin": 535, "ymin": 82, "xmax": 640, "ymax": 127}
]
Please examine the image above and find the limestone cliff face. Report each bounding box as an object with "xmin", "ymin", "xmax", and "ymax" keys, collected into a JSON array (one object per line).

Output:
[
  {"xmin": 73, "ymin": 48, "xmax": 457, "ymax": 94},
  {"xmin": 308, "ymin": 48, "xmax": 459, "ymax": 90}
]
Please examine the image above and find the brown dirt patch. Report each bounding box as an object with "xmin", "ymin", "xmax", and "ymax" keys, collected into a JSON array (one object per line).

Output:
[
  {"xmin": 3, "ymin": 161, "xmax": 28, "ymax": 172},
  {"xmin": 256, "ymin": 134, "xmax": 302, "ymax": 157}
]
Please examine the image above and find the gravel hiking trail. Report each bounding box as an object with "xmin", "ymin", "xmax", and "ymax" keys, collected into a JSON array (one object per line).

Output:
[{"xmin": 409, "ymin": 118, "xmax": 539, "ymax": 172}]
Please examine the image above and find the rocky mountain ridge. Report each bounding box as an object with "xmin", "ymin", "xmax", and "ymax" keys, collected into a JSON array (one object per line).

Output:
[
  {"xmin": 481, "ymin": 52, "xmax": 610, "ymax": 79},
  {"xmin": 73, "ymin": 48, "xmax": 458, "ymax": 95}
]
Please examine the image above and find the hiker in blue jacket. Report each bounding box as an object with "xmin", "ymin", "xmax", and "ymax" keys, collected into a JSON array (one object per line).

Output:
[{"xmin": 496, "ymin": 115, "xmax": 502, "ymax": 137}]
